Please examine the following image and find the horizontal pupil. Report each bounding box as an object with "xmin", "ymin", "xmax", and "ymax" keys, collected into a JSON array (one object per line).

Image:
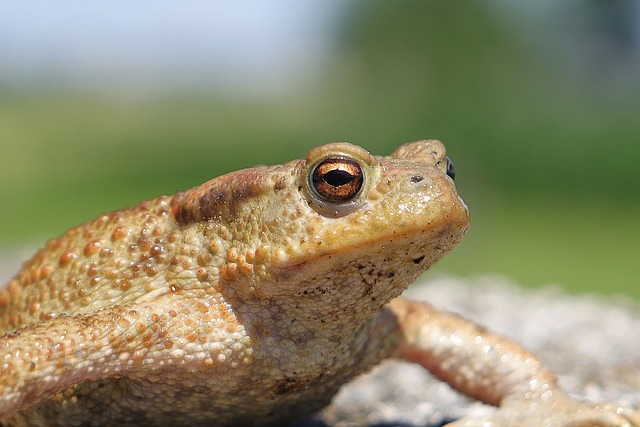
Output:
[{"xmin": 323, "ymin": 170, "xmax": 354, "ymax": 187}]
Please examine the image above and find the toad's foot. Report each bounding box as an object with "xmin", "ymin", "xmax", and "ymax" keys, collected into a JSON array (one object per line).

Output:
[
  {"xmin": 448, "ymin": 393, "xmax": 640, "ymax": 427},
  {"xmin": 386, "ymin": 297, "xmax": 640, "ymax": 427}
]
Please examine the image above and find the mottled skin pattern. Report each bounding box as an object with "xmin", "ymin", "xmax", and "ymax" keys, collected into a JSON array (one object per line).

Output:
[{"xmin": 0, "ymin": 140, "xmax": 638, "ymax": 426}]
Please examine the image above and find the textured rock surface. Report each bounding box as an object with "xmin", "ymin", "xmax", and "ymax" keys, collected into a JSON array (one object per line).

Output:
[{"xmin": 1, "ymin": 252, "xmax": 638, "ymax": 426}]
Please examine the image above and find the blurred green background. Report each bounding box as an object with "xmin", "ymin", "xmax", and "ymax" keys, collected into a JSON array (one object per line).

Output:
[{"xmin": 1, "ymin": 1, "xmax": 639, "ymax": 296}]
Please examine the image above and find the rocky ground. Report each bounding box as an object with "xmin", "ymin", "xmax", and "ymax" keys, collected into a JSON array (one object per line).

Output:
[{"xmin": 301, "ymin": 276, "xmax": 640, "ymax": 426}]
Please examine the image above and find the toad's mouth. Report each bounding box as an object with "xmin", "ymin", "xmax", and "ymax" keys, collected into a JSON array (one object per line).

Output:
[
  {"xmin": 270, "ymin": 220, "xmax": 469, "ymax": 283},
  {"xmin": 276, "ymin": 194, "xmax": 469, "ymax": 271},
  {"xmin": 251, "ymin": 222, "xmax": 468, "ymax": 305}
]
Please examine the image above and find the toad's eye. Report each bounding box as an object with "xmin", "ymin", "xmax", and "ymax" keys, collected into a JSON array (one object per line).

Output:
[
  {"xmin": 310, "ymin": 157, "xmax": 364, "ymax": 203},
  {"xmin": 445, "ymin": 156, "xmax": 455, "ymax": 181}
]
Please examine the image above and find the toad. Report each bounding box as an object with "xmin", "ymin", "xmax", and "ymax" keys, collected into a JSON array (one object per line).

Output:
[{"xmin": 0, "ymin": 140, "xmax": 637, "ymax": 426}]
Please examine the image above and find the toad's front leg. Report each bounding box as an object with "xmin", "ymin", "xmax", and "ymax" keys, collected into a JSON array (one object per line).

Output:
[{"xmin": 386, "ymin": 297, "xmax": 640, "ymax": 426}]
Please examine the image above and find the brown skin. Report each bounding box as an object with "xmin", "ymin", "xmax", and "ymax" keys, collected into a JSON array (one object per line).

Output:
[{"xmin": 0, "ymin": 140, "xmax": 638, "ymax": 426}]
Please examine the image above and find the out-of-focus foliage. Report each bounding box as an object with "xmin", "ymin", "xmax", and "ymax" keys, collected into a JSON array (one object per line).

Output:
[
  {"xmin": 0, "ymin": 1, "xmax": 638, "ymax": 296},
  {"xmin": 315, "ymin": 1, "xmax": 640, "ymax": 202}
]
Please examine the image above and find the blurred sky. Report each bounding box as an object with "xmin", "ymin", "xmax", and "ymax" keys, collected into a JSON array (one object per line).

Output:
[
  {"xmin": 0, "ymin": 0, "xmax": 345, "ymax": 95},
  {"xmin": 2, "ymin": 1, "xmax": 639, "ymax": 96}
]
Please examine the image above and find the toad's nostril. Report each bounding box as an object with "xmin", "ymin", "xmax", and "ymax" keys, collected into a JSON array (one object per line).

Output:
[{"xmin": 410, "ymin": 175, "xmax": 424, "ymax": 183}]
